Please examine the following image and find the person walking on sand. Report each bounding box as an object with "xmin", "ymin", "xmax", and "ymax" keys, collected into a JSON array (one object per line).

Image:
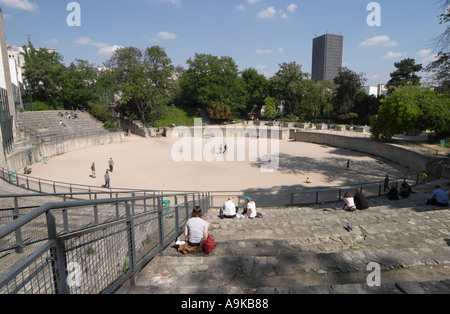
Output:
[
  {"xmin": 104, "ymin": 170, "xmax": 110, "ymax": 189},
  {"xmin": 91, "ymin": 162, "xmax": 96, "ymax": 178},
  {"xmin": 108, "ymin": 158, "xmax": 115, "ymax": 173}
]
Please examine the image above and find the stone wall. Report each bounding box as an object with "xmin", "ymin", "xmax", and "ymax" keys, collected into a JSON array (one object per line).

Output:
[
  {"xmin": 166, "ymin": 125, "xmax": 290, "ymax": 140},
  {"xmin": 7, "ymin": 132, "xmax": 122, "ymax": 172},
  {"xmin": 292, "ymin": 130, "xmax": 448, "ymax": 173}
]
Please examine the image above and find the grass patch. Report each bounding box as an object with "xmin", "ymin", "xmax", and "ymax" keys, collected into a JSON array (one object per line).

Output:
[{"xmin": 157, "ymin": 107, "xmax": 201, "ymax": 127}]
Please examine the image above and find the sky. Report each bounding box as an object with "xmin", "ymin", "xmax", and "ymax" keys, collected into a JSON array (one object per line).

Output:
[{"xmin": 1, "ymin": 0, "xmax": 447, "ymax": 86}]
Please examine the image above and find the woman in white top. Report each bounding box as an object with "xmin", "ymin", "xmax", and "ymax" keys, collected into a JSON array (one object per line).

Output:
[
  {"xmin": 342, "ymin": 192, "xmax": 356, "ymax": 211},
  {"xmin": 244, "ymin": 196, "xmax": 257, "ymax": 219},
  {"xmin": 221, "ymin": 197, "xmax": 237, "ymax": 218},
  {"xmin": 185, "ymin": 206, "xmax": 210, "ymax": 246}
]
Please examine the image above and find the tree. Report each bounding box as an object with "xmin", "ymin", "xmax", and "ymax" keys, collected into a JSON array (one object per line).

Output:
[
  {"xmin": 269, "ymin": 62, "xmax": 309, "ymax": 115},
  {"xmin": 426, "ymin": 1, "xmax": 450, "ymax": 94},
  {"xmin": 60, "ymin": 59, "xmax": 101, "ymax": 108},
  {"xmin": 426, "ymin": 52, "xmax": 450, "ymax": 95},
  {"xmin": 370, "ymin": 86, "xmax": 450, "ymax": 141},
  {"xmin": 206, "ymin": 102, "xmax": 232, "ymax": 121},
  {"xmin": 300, "ymin": 80, "xmax": 334, "ymax": 122},
  {"xmin": 21, "ymin": 41, "xmax": 65, "ymax": 105},
  {"xmin": 240, "ymin": 68, "xmax": 268, "ymax": 114},
  {"xmin": 180, "ymin": 53, "xmax": 244, "ymax": 114},
  {"xmin": 262, "ymin": 96, "xmax": 277, "ymax": 119},
  {"xmin": 106, "ymin": 46, "xmax": 174, "ymax": 124},
  {"xmin": 387, "ymin": 58, "xmax": 422, "ymax": 92},
  {"xmin": 332, "ymin": 67, "xmax": 367, "ymax": 120}
]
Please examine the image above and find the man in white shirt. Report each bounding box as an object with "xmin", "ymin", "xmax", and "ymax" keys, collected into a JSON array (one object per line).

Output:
[{"xmin": 220, "ymin": 197, "xmax": 237, "ymax": 218}]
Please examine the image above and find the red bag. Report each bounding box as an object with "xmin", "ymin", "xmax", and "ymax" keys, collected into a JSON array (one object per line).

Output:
[{"xmin": 203, "ymin": 235, "xmax": 217, "ymax": 254}]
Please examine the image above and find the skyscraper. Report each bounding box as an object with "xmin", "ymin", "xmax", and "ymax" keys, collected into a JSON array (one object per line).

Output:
[{"xmin": 311, "ymin": 34, "xmax": 344, "ymax": 82}]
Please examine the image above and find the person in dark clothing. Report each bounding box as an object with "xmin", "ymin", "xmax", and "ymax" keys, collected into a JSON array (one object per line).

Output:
[
  {"xmin": 384, "ymin": 175, "xmax": 389, "ymax": 192},
  {"xmin": 399, "ymin": 182, "xmax": 412, "ymax": 199},
  {"xmin": 354, "ymin": 188, "xmax": 369, "ymax": 210},
  {"xmin": 387, "ymin": 184, "xmax": 399, "ymax": 200}
]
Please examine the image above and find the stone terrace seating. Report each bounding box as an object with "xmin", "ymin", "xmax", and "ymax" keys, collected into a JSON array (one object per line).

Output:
[
  {"xmin": 117, "ymin": 181, "xmax": 450, "ymax": 294},
  {"xmin": 17, "ymin": 110, "xmax": 109, "ymax": 142}
]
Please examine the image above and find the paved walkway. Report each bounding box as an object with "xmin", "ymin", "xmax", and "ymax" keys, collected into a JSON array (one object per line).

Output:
[{"xmin": 117, "ymin": 181, "xmax": 450, "ymax": 294}]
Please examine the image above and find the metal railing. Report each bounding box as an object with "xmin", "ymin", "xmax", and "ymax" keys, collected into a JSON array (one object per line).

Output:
[{"xmin": 0, "ymin": 192, "xmax": 211, "ymax": 294}]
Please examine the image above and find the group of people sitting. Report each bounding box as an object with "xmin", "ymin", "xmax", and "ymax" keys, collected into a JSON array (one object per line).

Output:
[
  {"xmin": 179, "ymin": 182, "xmax": 450, "ymax": 255},
  {"xmin": 343, "ymin": 181, "xmax": 449, "ymax": 210},
  {"xmin": 58, "ymin": 111, "xmax": 80, "ymax": 120},
  {"xmin": 220, "ymin": 196, "xmax": 259, "ymax": 219},
  {"xmin": 386, "ymin": 182, "xmax": 413, "ymax": 200},
  {"xmin": 342, "ymin": 188, "xmax": 370, "ymax": 212}
]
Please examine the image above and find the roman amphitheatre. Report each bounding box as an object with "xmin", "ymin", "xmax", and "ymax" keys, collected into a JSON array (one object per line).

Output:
[
  {"xmin": 27, "ymin": 125, "xmax": 407, "ymax": 194},
  {"xmin": 2, "ymin": 110, "xmax": 450, "ymax": 295}
]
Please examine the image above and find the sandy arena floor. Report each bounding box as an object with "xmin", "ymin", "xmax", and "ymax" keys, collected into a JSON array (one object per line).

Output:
[{"xmin": 27, "ymin": 134, "xmax": 408, "ymax": 193}]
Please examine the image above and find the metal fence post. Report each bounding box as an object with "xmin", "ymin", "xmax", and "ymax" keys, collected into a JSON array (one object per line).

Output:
[
  {"xmin": 46, "ymin": 210, "xmax": 70, "ymax": 294},
  {"xmin": 174, "ymin": 195, "xmax": 180, "ymax": 234},
  {"xmin": 125, "ymin": 201, "xmax": 136, "ymax": 286},
  {"xmin": 12, "ymin": 197, "xmax": 24, "ymax": 253},
  {"xmin": 157, "ymin": 197, "xmax": 164, "ymax": 254}
]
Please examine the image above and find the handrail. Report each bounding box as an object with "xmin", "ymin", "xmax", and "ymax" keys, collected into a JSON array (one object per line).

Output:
[
  {"xmin": 0, "ymin": 194, "xmax": 180, "ymax": 239},
  {"xmin": 0, "ymin": 191, "xmax": 211, "ymax": 294}
]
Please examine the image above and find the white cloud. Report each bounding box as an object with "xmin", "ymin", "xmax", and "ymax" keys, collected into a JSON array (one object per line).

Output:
[
  {"xmin": 75, "ymin": 37, "xmax": 123, "ymax": 57},
  {"xmin": 0, "ymin": 0, "xmax": 38, "ymax": 12},
  {"xmin": 148, "ymin": 31, "xmax": 178, "ymax": 43},
  {"xmin": 287, "ymin": 4, "xmax": 298, "ymax": 13},
  {"xmin": 236, "ymin": 5, "xmax": 245, "ymax": 11},
  {"xmin": 416, "ymin": 49, "xmax": 438, "ymax": 64},
  {"xmin": 359, "ymin": 35, "xmax": 398, "ymax": 47},
  {"xmin": 255, "ymin": 64, "xmax": 266, "ymax": 70},
  {"xmin": 278, "ymin": 48, "xmax": 284, "ymax": 54},
  {"xmin": 43, "ymin": 39, "xmax": 59, "ymax": 47},
  {"xmin": 257, "ymin": 6, "xmax": 277, "ymax": 19},
  {"xmin": 148, "ymin": 0, "xmax": 181, "ymax": 7},
  {"xmin": 382, "ymin": 51, "xmax": 407, "ymax": 60},
  {"xmin": 156, "ymin": 31, "xmax": 178, "ymax": 41},
  {"xmin": 248, "ymin": 0, "xmax": 262, "ymax": 4},
  {"xmin": 256, "ymin": 49, "xmax": 272, "ymax": 54},
  {"xmin": 97, "ymin": 45, "xmax": 123, "ymax": 57},
  {"xmin": 256, "ymin": 5, "xmax": 297, "ymax": 20}
]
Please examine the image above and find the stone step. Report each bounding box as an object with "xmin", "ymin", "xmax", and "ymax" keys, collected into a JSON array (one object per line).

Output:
[
  {"xmin": 117, "ymin": 279, "xmax": 450, "ymax": 294},
  {"xmin": 123, "ymin": 246, "xmax": 450, "ymax": 294}
]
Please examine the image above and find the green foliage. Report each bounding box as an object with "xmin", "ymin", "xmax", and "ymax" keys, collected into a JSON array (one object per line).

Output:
[
  {"xmin": 206, "ymin": 102, "xmax": 232, "ymax": 121},
  {"xmin": 269, "ymin": 62, "xmax": 309, "ymax": 116},
  {"xmin": 106, "ymin": 46, "xmax": 174, "ymax": 124},
  {"xmin": 263, "ymin": 97, "xmax": 277, "ymax": 118},
  {"xmin": 86, "ymin": 102, "xmax": 116, "ymax": 131},
  {"xmin": 21, "ymin": 41, "xmax": 65, "ymax": 105},
  {"xmin": 387, "ymin": 58, "xmax": 422, "ymax": 92},
  {"xmin": 370, "ymin": 86, "xmax": 450, "ymax": 140},
  {"xmin": 241, "ymin": 68, "xmax": 268, "ymax": 114},
  {"xmin": 333, "ymin": 67, "xmax": 367, "ymax": 120},
  {"xmin": 156, "ymin": 106, "xmax": 200, "ymax": 127},
  {"xmin": 180, "ymin": 53, "xmax": 245, "ymax": 115}
]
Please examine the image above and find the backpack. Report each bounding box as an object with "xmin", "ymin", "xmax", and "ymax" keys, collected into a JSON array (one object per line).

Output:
[{"xmin": 203, "ymin": 235, "xmax": 217, "ymax": 254}]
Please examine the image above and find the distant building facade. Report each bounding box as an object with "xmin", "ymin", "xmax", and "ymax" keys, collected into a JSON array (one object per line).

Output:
[
  {"xmin": 311, "ymin": 34, "xmax": 344, "ymax": 82},
  {"xmin": 363, "ymin": 84, "xmax": 388, "ymax": 97},
  {"xmin": 0, "ymin": 8, "xmax": 22, "ymax": 165}
]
